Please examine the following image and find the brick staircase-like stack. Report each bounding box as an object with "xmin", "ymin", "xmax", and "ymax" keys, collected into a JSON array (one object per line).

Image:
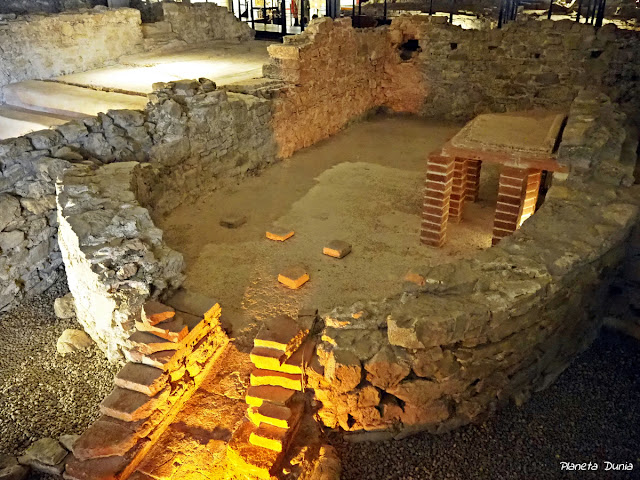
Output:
[
  {"xmin": 227, "ymin": 311, "xmax": 317, "ymax": 479},
  {"xmin": 64, "ymin": 289, "xmax": 228, "ymax": 480}
]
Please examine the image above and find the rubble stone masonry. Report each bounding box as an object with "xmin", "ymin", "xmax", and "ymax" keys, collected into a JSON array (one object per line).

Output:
[
  {"xmin": 0, "ymin": 7, "xmax": 144, "ymax": 96},
  {"xmin": 265, "ymin": 17, "xmax": 426, "ymax": 158},
  {"xmin": 388, "ymin": 15, "xmax": 640, "ymax": 123},
  {"xmin": 161, "ymin": 2, "xmax": 255, "ymax": 43},
  {"xmin": 0, "ymin": 79, "xmax": 277, "ymax": 358}
]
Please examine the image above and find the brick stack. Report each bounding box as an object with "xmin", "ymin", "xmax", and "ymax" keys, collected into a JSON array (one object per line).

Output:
[
  {"xmin": 492, "ymin": 167, "xmax": 542, "ymax": 245},
  {"xmin": 227, "ymin": 312, "xmax": 316, "ymax": 479},
  {"xmin": 420, "ymin": 152, "xmax": 455, "ymax": 247},
  {"xmin": 449, "ymin": 158, "xmax": 468, "ymax": 223},
  {"xmin": 465, "ymin": 160, "xmax": 482, "ymax": 202},
  {"xmin": 64, "ymin": 290, "xmax": 228, "ymax": 480}
]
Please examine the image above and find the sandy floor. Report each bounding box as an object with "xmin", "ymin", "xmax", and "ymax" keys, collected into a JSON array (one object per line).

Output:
[
  {"xmin": 159, "ymin": 115, "xmax": 500, "ymax": 341},
  {"xmin": 55, "ymin": 41, "xmax": 273, "ymax": 95}
]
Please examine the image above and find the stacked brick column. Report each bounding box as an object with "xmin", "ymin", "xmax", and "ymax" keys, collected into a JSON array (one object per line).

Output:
[
  {"xmin": 449, "ymin": 158, "xmax": 468, "ymax": 223},
  {"xmin": 421, "ymin": 152, "xmax": 455, "ymax": 247},
  {"xmin": 227, "ymin": 311, "xmax": 316, "ymax": 479},
  {"xmin": 492, "ymin": 167, "xmax": 542, "ymax": 245},
  {"xmin": 465, "ymin": 159, "xmax": 482, "ymax": 202}
]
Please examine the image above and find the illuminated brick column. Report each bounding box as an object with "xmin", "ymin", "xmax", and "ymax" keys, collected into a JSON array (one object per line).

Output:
[
  {"xmin": 465, "ymin": 160, "xmax": 482, "ymax": 202},
  {"xmin": 421, "ymin": 153, "xmax": 454, "ymax": 247},
  {"xmin": 449, "ymin": 158, "xmax": 468, "ymax": 223},
  {"xmin": 492, "ymin": 167, "xmax": 542, "ymax": 245}
]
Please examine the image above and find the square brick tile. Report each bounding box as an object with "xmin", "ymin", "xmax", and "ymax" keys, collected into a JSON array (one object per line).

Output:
[{"xmin": 323, "ymin": 240, "xmax": 352, "ymax": 259}]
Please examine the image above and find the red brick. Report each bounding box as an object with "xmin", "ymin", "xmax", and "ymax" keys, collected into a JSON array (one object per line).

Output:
[
  {"xmin": 99, "ymin": 387, "xmax": 169, "ymax": 422},
  {"xmin": 114, "ymin": 363, "xmax": 167, "ymax": 397},
  {"xmin": 135, "ymin": 317, "xmax": 188, "ymax": 343},
  {"xmin": 140, "ymin": 301, "xmax": 175, "ymax": 327},
  {"xmin": 73, "ymin": 418, "xmax": 140, "ymax": 461},
  {"xmin": 128, "ymin": 332, "xmax": 178, "ymax": 355},
  {"xmin": 166, "ymin": 288, "xmax": 221, "ymax": 323}
]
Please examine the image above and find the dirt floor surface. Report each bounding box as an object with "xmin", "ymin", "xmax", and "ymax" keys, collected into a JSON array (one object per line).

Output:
[{"xmin": 159, "ymin": 115, "xmax": 501, "ymax": 342}]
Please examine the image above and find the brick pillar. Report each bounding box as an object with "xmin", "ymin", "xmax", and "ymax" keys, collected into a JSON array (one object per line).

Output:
[
  {"xmin": 421, "ymin": 153, "xmax": 454, "ymax": 247},
  {"xmin": 465, "ymin": 160, "xmax": 482, "ymax": 202},
  {"xmin": 449, "ymin": 158, "xmax": 468, "ymax": 223},
  {"xmin": 492, "ymin": 167, "xmax": 542, "ymax": 246}
]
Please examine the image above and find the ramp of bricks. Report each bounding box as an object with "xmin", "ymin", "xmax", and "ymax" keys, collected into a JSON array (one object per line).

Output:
[{"xmin": 63, "ymin": 291, "xmax": 228, "ymax": 480}]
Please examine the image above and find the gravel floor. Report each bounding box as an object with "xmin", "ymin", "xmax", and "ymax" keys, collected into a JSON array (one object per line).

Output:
[
  {"xmin": 333, "ymin": 329, "xmax": 640, "ymax": 480},
  {"xmin": 0, "ymin": 279, "xmax": 119, "ymax": 458}
]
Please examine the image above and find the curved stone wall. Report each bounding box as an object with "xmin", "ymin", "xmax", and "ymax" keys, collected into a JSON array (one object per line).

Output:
[
  {"xmin": 57, "ymin": 161, "xmax": 185, "ymax": 361},
  {"xmin": 308, "ymin": 91, "xmax": 640, "ymax": 439}
]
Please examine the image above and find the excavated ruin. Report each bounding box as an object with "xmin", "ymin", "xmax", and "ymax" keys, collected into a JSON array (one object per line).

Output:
[{"xmin": 1, "ymin": 4, "xmax": 640, "ymax": 480}]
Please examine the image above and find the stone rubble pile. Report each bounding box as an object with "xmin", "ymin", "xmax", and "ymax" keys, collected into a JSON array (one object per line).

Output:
[
  {"xmin": 227, "ymin": 311, "xmax": 317, "ymax": 479},
  {"xmin": 64, "ymin": 290, "xmax": 228, "ymax": 480}
]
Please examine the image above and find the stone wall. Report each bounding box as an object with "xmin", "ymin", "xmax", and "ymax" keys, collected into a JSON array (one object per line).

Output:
[
  {"xmin": 0, "ymin": 135, "xmax": 67, "ymax": 312},
  {"xmin": 308, "ymin": 91, "xmax": 640, "ymax": 439},
  {"xmin": 0, "ymin": 0, "xmax": 104, "ymax": 14},
  {"xmin": 265, "ymin": 17, "xmax": 425, "ymax": 158},
  {"xmin": 265, "ymin": 16, "xmax": 640, "ymax": 160},
  {"xmin": 136, "ymin": 79, "xmax": 277, "ymax": 216},
  {"xmin": 0, "ymin": 7, "xmax": 143, "ymax": 95},
  {"xmin": 0, "ymin": 78, "xmax": 277, "ymax": 360},
  {"xmin": 387, "ymin": 16, "xmax": 640, "ymax": 123},
  {"xmin": 57, "ymin": 162, "xmax": 185, "ymax": 361},
  {"xmin": 161, "ymin": 2, "xmax": 254, "ymax": 43}
]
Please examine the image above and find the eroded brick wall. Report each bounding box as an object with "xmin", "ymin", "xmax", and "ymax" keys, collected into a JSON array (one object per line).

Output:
[{"xmin": 265, "ymin": 17, "xmax": 427, "ymax": 158}]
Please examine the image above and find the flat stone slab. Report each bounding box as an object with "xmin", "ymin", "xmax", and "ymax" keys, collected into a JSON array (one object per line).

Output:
[
  {"xmin": 100, "ymin": 386, "xmax": 169, "ymax": 422},
  {"xmin": 254, "ymin": 315, "xmax": 308, "ymax": 356},
  {"xmin": 135, "ymin": 317, "xmax": 188, "ymax": 343},
  {"xmin": 72, "ymin": 418, "xmax": 139, "ymax": 461},
  {"xmin": 249, "ymin": 423, "xmax": 287, "ymax": 452},
  {"xmin": 128, "ymin": 332, "xmax": 179, "ymax": 355},
  {"xmin": 3, "ymin": 80, "xmax": 147, "ymax": 118},
  {"xmin": 245, "ymin": 385, "xmax": 296, "ymax": 408},
  {"xmin": 449, "ymin": 110, "xmax": 565, "ymax": 156},
  {"xmin": 166, "ymin": 288, "xmax": 221, "ymax": 322},
  {"xmin": 442, "ymin": 110, "xmax": 567, "ymax": 171},
  {"xmin": 226, "ymin": 421, "xmax": 282, "ymax": 480},
  {"xmin": 247, "ymin": 402, "xmax": 292, "ymax": 429},
  {"xmin": 250, "ymin": 368, "xmax": 303, "ymax": 391},
  {"xmin": 55, "ymin": 41, "xmax": 272, "ymax": 94},
  {"xmin": 220, "ymin": 215, "xmax": 247, "ymax": 229}
]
